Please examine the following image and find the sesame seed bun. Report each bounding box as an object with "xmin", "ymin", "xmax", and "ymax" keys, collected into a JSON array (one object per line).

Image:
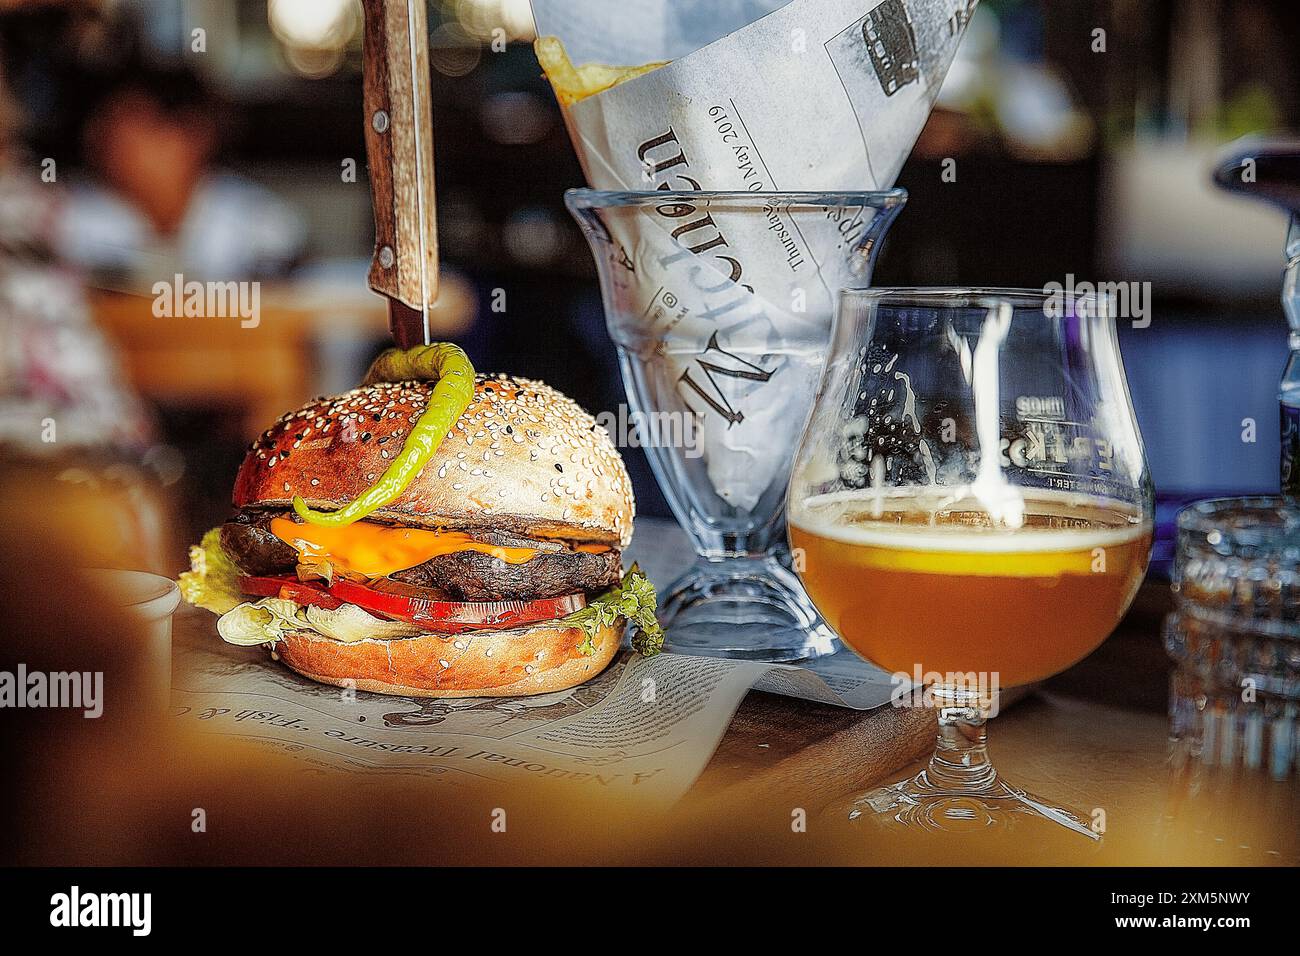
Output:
[
  {"xmin": 233, "ymin": 375, "xmax": 634, "ymax": 547},
  {"xmin": 271, "ymin": 617, "xmax": 623, "ymax": 697}
]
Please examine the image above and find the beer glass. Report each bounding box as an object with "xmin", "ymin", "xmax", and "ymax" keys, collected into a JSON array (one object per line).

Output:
[
  {"xmin": 568, "ymin": 189, "xmax": 906, "ymax": 660},
  {"xmin": 788, "ymin": 289, "xmax": 1154, "ymax": 836}
]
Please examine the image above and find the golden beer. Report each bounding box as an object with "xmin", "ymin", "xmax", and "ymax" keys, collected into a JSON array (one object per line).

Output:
[{"xmin": 789, "ymin": 490, "xmax": 1152, "ymax": 687}]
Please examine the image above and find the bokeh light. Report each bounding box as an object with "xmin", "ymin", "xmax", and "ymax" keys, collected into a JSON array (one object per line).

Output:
[
  {"xmin": 456, "ymin": 0, "xmax": 537, "ymax": 43},
  {"xmin": 268, "ymin": 0, "xmax": 360, "ymax": 78},
  {"xmin": 429, "ymin": 20, "xmax": 481, "ymax": 78}
]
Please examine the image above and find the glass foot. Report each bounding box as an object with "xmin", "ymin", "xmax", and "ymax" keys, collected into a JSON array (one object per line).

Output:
[
  {"xmin": 659, "ymin": 557, "xmax": 840, "ymax": 661},
  {"xmin": 849, "ymin": 768, "xmax": 1101, "ymax": 840}
]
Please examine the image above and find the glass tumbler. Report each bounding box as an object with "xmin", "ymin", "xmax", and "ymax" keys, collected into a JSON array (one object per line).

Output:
[{"xmin": 1167, "ymin": 496, "xmax": 1300, "ymax": 779}]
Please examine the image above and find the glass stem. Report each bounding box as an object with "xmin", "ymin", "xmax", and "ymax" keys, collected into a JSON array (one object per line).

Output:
[{"xmin": 926, "ymin": 687, "xmax": 998, "ymax": 792}]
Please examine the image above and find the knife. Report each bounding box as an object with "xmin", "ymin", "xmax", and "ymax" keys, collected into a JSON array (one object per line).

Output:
[{"xmin": 361, "ymin": 0, "xmax": 439, "ymax": 348}]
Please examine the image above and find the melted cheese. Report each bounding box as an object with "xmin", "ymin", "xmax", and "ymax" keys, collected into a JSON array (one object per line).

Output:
[{"xmin": 269, "ymin": 517, "xmax": 540, "ymax": 578}]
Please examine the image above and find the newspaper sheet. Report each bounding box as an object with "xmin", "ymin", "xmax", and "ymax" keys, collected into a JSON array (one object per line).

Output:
[{"xmin": 171, "ymin": 615, "xmax": 896, "ymax": 806}]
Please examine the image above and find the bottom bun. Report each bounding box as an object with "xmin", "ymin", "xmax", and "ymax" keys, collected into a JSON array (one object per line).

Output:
[{"xmin": 270, "ymin": 617, "xmax": 623, "ymax": 698}]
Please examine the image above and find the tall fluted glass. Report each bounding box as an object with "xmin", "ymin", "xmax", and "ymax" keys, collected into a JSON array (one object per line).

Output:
[{"xmin": 568, "ymin": 189, "xmax": 906, "ymax": 660}]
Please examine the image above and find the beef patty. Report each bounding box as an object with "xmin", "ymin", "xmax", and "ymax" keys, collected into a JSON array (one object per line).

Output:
[{"xmin": 220, "ymin": 510, "xmax": 622, "ymax": 601}]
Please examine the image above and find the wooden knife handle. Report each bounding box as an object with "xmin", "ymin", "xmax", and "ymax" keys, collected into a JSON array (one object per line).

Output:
[{"xmin": 362, "ymin": 0, "xmax": 438, "ymax": 309}]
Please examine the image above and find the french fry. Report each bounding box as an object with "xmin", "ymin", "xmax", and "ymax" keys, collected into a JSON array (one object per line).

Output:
[{"xmin": 535, "ymin": 36, "xmax": 667, "ymax": 106}]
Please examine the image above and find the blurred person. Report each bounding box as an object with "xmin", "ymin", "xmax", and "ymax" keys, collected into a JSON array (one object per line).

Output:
[
  {"xmin": 0, "ymin": 167, "xmax": 152, "ymax": 452},
  {"xmin": 0, "ymin": 6, "xmax": 148, "ymax": 452},
  {"xmin": 0, "ymin": 3, "xmax": 171, "ymax": 572},
  {"xmin": 57, "ymin": 61, "xmax": 307, "ymax": 283}
]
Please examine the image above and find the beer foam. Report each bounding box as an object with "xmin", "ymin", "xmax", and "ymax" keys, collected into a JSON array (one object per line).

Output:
[{"xmin": 792, "ymin": 488, "xmax": 1150, "ymax": 554}]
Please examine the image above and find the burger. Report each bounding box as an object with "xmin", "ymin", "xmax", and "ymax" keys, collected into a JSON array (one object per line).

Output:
[{"xmin": 180, "ymin": 369, "xmax": 660, "ymax": 698}]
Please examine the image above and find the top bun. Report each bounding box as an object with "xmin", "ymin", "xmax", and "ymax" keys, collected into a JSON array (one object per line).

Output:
[{"xmin": 233, "ymin": 374, "xmax": 634, "ymax": 547}]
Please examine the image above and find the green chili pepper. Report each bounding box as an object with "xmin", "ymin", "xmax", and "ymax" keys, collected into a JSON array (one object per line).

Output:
[{"xmin": 292, "ymin": 343, "xmax": 476, "ymax": 528}]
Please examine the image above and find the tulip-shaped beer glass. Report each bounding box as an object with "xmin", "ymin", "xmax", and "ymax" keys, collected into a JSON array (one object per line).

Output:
[
  {"xmin": 569, "ymin": 190, "xmax": 906, "ymax": 660},
  {"xmin": 789, "ymin": 289, "xmax": 1154, "ymax": 835}
]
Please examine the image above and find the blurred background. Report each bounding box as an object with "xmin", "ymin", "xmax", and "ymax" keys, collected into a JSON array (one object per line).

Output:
[{"xmin": 0, "ymin": 0, "xmax": 1297, "ymax": 574}]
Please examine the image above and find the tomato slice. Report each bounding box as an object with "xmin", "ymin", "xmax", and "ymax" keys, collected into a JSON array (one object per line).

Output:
[
  {"xmin": 238, "ymin": 575, "xmax": 585, "ymax": 634},
  {"xmin": 239, "ymin": 575, "xmax": 343, "ymax": 610}
]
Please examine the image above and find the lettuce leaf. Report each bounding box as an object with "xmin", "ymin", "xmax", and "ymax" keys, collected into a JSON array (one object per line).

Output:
[
  {"xmin": 179, "ymin": 527, "xmax": 245, "ymax": 615},
  {"xmin": 216, "ymin": 598, "xmax": 307, "ymax": 645},
  {"xmin": 216, "ymin": 598, "xmax": 423, "ymax": 646},
  {"xmin": 304, "ymin": 603, "xmax": 422, "ymax": 643},
  {"xmin": 563, "ymin": 565, "xmax": 664, "ymax": 656}
]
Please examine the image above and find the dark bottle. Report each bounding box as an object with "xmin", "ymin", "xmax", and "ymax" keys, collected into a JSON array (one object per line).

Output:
[{"xmin": 1214, "ymin": 141, "xmax": 1300, "ymax": 495}]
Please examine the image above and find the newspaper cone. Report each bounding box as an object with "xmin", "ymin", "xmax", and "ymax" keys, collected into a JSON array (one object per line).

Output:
[
  {"xmin": 541, "ymin": 0, "xmax": 975, "ymax": 523},
  {"xmin": 533, "ymin": 0, "xmax": 979, "ymax": 192}
]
